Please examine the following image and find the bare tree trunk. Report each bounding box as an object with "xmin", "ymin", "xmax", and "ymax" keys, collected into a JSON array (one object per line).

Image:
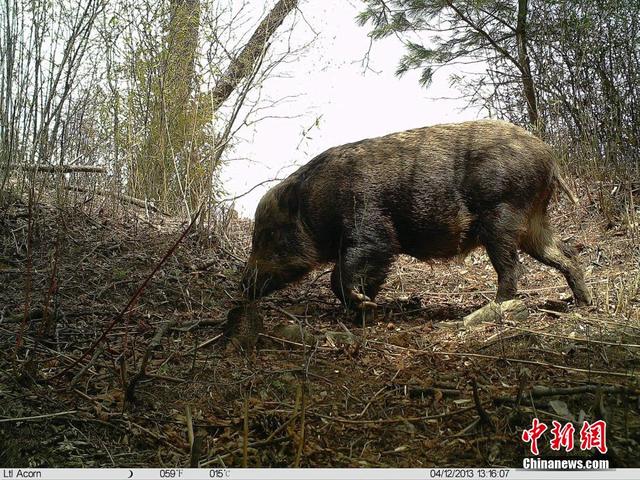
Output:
[
  {"xmin": 516, "ymin": 0, "xmax": 539, "ymax": 129},
  {"xmin": 166, "ymin": 0, "xmax": 200, "ymax": 108},
  {"xmin": 140, "ymin": 0, "xmax": 201, "ymax": 211}
]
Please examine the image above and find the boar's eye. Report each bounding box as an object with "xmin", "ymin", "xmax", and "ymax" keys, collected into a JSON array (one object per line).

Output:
[{"xmin": 254, "ymin": 228, "xmax": 274, "ymax": 247}]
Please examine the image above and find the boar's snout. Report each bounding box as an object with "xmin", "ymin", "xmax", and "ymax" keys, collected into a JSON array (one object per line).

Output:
[
  {"xmin": 240, "ymin": 256, "xmax": 312, "ymax": 300},
  {"xmin": 240, "ymin": 259, "xmax": 277, "ymax": 300}
]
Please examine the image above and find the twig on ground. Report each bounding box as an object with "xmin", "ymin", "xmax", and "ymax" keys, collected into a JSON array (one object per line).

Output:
[
  {"xmin": 126, "ymin": 318, "xmax": 176, "ymax": 401},
  {"xmin": 70, "ymin": 345, "xmax": 105, "ymax": 386},
  {"xmin": 370, "ymin": 340, "xmax": 640, "ymax": 379},
  {"xmin": 531, "ymin": 384, "xmax": 638, "ymax": 397},
  {"xmin": 185, "ymin": 405, "xmax": 194, "ymax": 450},
  {"xmin": 294, "ymin": 383, "xmax": 306, "ymax": 467},
  {"xmin": 310, "ymin": 403, "xmax": 484, "ymax": 425},
  {"xmin": 0, "ymin": 410, "xmax": 78, "ymax": 423},
  {"xmin": 189, "ymin": 333, "xmax": 224, "ymax": 354},
  {"xmin": 471, "ymin": 378, "xmax": 494, "ymax": 429},
  {"xmin": 243, "ymin": 395, "xmax": 249, "ymax": 467}
]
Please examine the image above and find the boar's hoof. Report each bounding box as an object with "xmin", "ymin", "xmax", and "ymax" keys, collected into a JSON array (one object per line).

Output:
[
  {"xmin": 348, "ymin": 290, "xmax": 378, "ymax": 310},
  {"xmin": 575, "ymin": 292, "xmax": 592, "ymax": 307}
]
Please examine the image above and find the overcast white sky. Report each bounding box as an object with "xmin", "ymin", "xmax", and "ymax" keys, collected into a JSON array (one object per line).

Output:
[{"xmin": 221, "ymin": 0, "xmax": 483, "ymax": 217}]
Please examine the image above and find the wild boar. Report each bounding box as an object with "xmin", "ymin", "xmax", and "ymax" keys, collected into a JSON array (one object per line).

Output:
[{"xmin": 241, "ymin": 119, "xmax": 591, "ymax": 309}]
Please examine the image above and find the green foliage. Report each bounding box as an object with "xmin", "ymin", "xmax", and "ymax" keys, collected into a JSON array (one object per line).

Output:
[{"xmin": 358, "ymin": 0, "xmax": 520, "ymax": 91}]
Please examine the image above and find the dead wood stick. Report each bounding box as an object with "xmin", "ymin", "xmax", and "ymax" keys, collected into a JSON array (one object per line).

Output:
[
  {"xmin": 186, "ymin": 405, "xmax": 206, "ymax": 467},
  {"xmin": 449, "ymin": 418, "xmax": 481, "ymax": 438},
  {"xmin": 259, "ymin": 332, "xmax": 331, "ymax": 350},
  {"xmin": 370, "ymin": 340, "xmax": 640, "ymax": 379},
  {"xmin": 185, "ymin": 405, "xmax": 194, "ymax": 449},
  {"xmin": 122, "ymin": 419, "xmax": 186, "ymax": 453},
  {"xmin": 200, "ymin": 409, "xmax": 301, "ymax": 466},
  {"xmin": 188, "ymin": 333, "xmax": 224, "ymax": 354},
  {"xmin": 380, "ymin": 279, "xmax": 609, "ymax": 297},
  {"xmin": 494, "ymin": 384, "xmax": 638, "ymax": 406},
  {"xmin": 486, "ymin": 322, "xmax": 640, "ymax": 348},
  {"xmin": 311, "ymin": 403, "xmax": 484, "ymax": 425},
  {"xmin": 471, "ymin": 378, "xmax": 494, "ymax": 429},
  {"xmin": 146, "ymin": 373, "xmax": 187, "ymax": 383},
  {"xmin": 266, "ymin": 412, "xmax": 301, "ymax": 443},
  {"xmin": 538, "ymin": 308, "xmax": 640, "ymax": 332},
  {"xmin": 243, "ymin": 396, "xmax": 249, "ymax": 468},
  {"xmin": 0, "ymin": 410, "xmax": 78, "ymax": 423},
  {"xmin": 393, "ymin": 384, "xmax": 462, "ymax": 398},
  {"xmin": 275, "ymin": 306, "xmax": 303, "ymax": 322},
  {"xmin": 126, "ymin": 318, "xmax": 176, "ymax": 401},
  {"xmin": 64, "ymin": 185, "xmax": 164, "ymax": 214},
  {"xmin": 531, "ymin": 385, "xmax": 638, "ymax": 397},
  {"xmin": 170, "ymin": 318, "xmax": 224, "ymax": 332},
  {"xmin": 13, "ymin": 164, "xmax": 106, "ymax": 173},
  {"xmin": 200, "ymin": 436, "xmax": 289, "ymax": 467},
  {"xmin": 70, "ymin": 344, "xmax": 105, "ymax": 386},
  {"xmin": 356, "ymin": 370, "xmax": 401, "ymax": 418},
  {"xmin": 294, "ymin": 383, "xmax": 306, "ymax": 467},
  {"xmin": 189, "ymin": 429, "xmax": 206, "ymax": 468}
]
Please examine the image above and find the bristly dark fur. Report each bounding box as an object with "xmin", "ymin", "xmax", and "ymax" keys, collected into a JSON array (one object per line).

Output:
[{"xmin": 241, "ymin": 119, "xmax": 591, "ymax": 307}]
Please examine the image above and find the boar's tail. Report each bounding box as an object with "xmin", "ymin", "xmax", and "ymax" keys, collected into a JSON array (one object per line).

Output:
[{"xmin": 553, "ymin": 168, "xmax": 579, "ymax": 205}]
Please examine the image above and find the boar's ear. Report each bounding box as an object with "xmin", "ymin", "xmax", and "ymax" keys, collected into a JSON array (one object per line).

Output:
[{"xmin": 278, "ymin": 182, "xmax": 300, "ymax": 213}]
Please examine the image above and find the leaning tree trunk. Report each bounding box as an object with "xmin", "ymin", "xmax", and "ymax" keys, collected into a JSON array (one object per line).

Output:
[{"xmin": 209, "ymin": 0, "xmax": 299, "ymax": 112}]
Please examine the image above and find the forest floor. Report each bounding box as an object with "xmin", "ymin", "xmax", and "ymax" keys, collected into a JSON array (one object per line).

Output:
[{"xmin": 1, "ymin": 183, "xmax": 639, "ymax": 468}]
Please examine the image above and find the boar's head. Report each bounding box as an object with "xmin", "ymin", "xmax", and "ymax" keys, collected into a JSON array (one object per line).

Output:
[{"xmin": 241, "ymin": 181, "xmax": 317, "ymax": 299}]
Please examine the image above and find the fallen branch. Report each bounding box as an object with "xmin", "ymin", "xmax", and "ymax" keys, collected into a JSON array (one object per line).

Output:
[
  {"xmin": 13, "ymin": 164, "xmax": 106, "ymax": 173},
  {"xmin": 200, "ymin": 436, "xmax": 289, "ymax": 467},
  {"xmin": 310, "ymin": 403, "xmax": 484, "ymax": 425},
  {"xmin": 243, "ymin": 396, "xmax": 249, "ymax": 467},
  {"xmin": 0, "ymin": 410, "xmax": 78, "ymax": 423},
  {"xmin": 531, "ymin": 384, "xmax": 638, "ymax": 397},
  {"xmin": 471, "ymin": 378, "xmax": 494, "ymax": 429},
  {"xmin": 70, "ymin": 345, "xmax": 105, "ymax": 386},
  {"xmin": 394, "ymin": 384, "xmax": 462, "ymax": 398},
  {"xmin": 370, "ymin": 340, "xmax": 640, "ymax": 379},
  {"xmin": 126, "ymin": 318, "xmax": 176, "ymax": 401},
  {"xmin": 170, "ymin": 318, "xmax": 224, "ymax": 332},
  {"xmin": 259, "ymin": 332, "xmax": 330, "ymax": 350},
  {"xmin": 486, "ymin": 321, "xmax": 640, "ymax": 348},
  {"xmin": 65, "ymin": 185, "xmax": 164, "ymax": 214},
  {"xmin": 293, "ymin": 383, "xmax": 306, "ymax": 467},
  {"xmin": 188, "ymin": 332, "xmax": 224, "ymax": 354}
]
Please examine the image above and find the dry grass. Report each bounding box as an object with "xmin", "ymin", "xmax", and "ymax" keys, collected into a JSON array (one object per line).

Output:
[{"xmin": 0, "ymin": 180, "xmax": 638, "ymax": 468}]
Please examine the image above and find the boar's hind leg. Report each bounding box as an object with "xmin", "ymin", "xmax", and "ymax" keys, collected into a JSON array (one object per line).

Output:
[
  {"xmin": 521, "ymin": 214, "xmax": 591, "ymax": 306},
  {"xmin": 480, "ymin": 205, "xmax": 524, "ymax": 303}
]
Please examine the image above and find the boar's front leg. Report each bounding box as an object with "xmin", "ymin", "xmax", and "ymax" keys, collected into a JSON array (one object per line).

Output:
[
  {"xmin": 330, "ymin": 264, "xmax": 382, "ymax": 309},
  {"xmin": 330, "ymin": 219, "xmax": 397, "ymax": 309}
]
